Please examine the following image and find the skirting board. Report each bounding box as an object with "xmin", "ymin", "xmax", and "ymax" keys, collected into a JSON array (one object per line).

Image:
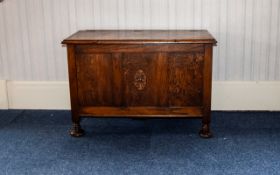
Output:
[
  {"xmin": 7, "ymin": 81, "xmax": 70, "ymax": 110},
  {"xmin": 0, "ymin": 80, "xmax": 8, "ymax": 109},
  {"xmin": 2, "ymin": 81, "xmax": 280, "ymax": 111}
]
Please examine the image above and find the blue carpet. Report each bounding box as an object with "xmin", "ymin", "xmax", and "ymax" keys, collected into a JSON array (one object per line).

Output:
[{"xmin": 0, "ymin": 110, "xmax": 280, "ymax": 175}]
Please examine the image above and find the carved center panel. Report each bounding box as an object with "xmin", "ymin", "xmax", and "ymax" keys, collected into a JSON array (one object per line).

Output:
[{"xmin": 134, "ymin": 69, "xmax": 147, "ymax": 90}]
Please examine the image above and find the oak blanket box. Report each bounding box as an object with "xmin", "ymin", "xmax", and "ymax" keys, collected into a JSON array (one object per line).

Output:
[{"xmin": 62, "ymin": 30, "xmax": 217, "ymax": 138}]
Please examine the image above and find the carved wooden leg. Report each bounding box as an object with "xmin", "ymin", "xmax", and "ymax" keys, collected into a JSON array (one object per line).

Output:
[
  {"xmin": 199, "ymin": 122, "xmax": 212, "ymax": 138},
  {"xmin": 67, "ymin": 45, "xmax": 85, "ymax": 137},
  {"xmin": 69, "ymin": 112, "xmax": 84, "ymax": 137},
  {"xmin": 200, "ymin": 44, "xmax": 213, "ymax": 138},
  {"xmin": 69, "ymin": 122, "xmax": 84, "ymax": 137}
]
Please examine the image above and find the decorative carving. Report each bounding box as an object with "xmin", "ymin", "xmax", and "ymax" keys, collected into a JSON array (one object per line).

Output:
[{"xmin": 134, "ymin": 69, "xmax": 147, "ymax": 90}]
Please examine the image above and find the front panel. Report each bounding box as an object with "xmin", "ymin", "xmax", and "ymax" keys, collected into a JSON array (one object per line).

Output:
[{"xmin": 75, "ymin": 44, "xmax": 204, "ymax": 108}]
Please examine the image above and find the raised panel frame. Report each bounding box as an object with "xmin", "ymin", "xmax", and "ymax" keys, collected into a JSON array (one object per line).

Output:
[{"xmin": 74, "ymin": 44, "xmax": 206, "ymax": 111}]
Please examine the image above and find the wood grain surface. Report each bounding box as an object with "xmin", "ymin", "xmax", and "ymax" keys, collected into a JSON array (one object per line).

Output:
[
  {"xmin": 64, "ymin": 30, "xmax": 216, "ymax": 138},
  {"xmin": 62, "ymin": 30, "xmax": 217, "ymax": 44}
]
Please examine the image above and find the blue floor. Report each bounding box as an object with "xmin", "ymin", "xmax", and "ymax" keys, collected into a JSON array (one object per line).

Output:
[{"xmin": 0, "ymin": 110, "xmax": 280, "ymax": 175}]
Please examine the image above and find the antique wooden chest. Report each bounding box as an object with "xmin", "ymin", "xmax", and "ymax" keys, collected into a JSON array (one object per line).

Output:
[{"xmin": 62, "ymin": 30, "xmax": 217, "ymax": 138}]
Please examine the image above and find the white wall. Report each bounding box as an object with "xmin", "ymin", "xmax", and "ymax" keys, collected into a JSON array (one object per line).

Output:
[
  {"xmin": 0, "ymin": 0, "xmax": 280, "ymax": 110},
  {"xmin": 0, "ymin": 0, "xmax": 279, "ymax": 81}
]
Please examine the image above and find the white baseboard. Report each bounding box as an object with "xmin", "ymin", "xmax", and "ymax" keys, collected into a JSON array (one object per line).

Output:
[
  {"xmin": 212, "ymin": 81, "xmax": 280, "ymax": 111},
  {"xmin": 7, "ymin": 81, "xmax": 70, "ymax": 110},
  {"xmin": 2, "ymin": 80, "xmax": 280, "ymax": 111},
  {"xmin": 0, "ymin": 80, "xmax": 8, "ymax": 109}
]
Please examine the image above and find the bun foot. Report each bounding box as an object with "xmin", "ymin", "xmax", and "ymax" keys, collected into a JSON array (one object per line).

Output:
[
  {"xmin": 69, "ymin": 123, "xmax": 85, "ymax": 137},
  {"xmin": 199, "ymin": 124, "xmax": 213, "ymax": 138}
]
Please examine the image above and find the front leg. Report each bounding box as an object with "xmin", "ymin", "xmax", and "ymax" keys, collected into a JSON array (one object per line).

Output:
[
  {"xmin": 69, "ymin": 121, "xmax": 84, "ymax": 137},
  {"xmin": 69, "ymin": 111, "xmax": 84, "ymax": 137},
  {"xmin": 199, "ymin": 122, "xmax": 212, "ymax": 138},
  {"xmin": 67, "ymin": 45, "xmax": 85, "ymax": 137}
]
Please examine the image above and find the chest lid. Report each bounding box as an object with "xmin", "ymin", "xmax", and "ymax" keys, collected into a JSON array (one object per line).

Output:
[{"xmin": 62, "ymin": 30, "xmax": 217, "ymax": 45}]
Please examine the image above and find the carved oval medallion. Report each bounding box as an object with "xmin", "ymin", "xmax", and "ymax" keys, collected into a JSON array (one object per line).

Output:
[{"xmin": 134, "ymin": 69, "xmax": 147, "ymax": 90}]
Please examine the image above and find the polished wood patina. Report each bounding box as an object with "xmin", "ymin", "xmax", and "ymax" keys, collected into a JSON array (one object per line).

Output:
[{"xmin": 62, "ymin": 30, "xmax": 217, "ymax": 138}]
